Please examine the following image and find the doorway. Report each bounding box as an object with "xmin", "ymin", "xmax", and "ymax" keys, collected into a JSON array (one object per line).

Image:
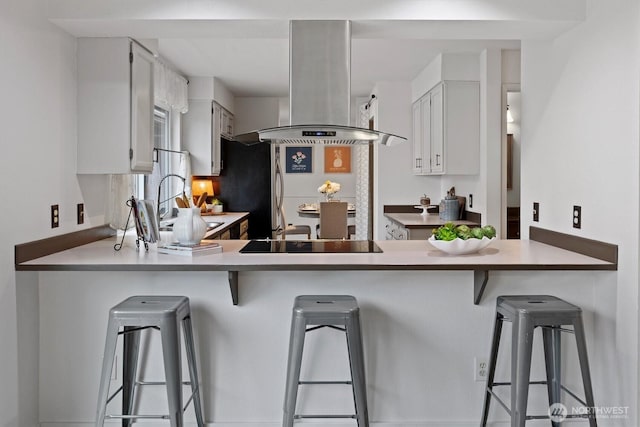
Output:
[{"xmin": 502, "ymin": 85, "xmax": 521, "ymax": 238}]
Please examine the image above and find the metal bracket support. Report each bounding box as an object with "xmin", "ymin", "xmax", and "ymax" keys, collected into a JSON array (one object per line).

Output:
[
  {"xmin": 474, "ymin": 270, "xmax": 489, "ymax": 305},
  {"xmin": 229, "ymin": 271, "xmax": 238, "ymax": 305}
]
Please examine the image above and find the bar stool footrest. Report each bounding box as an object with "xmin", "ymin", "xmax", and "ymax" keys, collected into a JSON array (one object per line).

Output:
[
  {"xmin": 294, "ymin": 414, "xmax": 357, "ymax": 419},
  {"xmin": 488, "ymin": 381, "xmax": 588, "ymax": 406},
  {"xmin": 299, "ymin": 380, "xmax": 352, "ymax": 385},
  {"xmin": 106, "ymin": 414, "xmax": 169, "ymax": 420}
]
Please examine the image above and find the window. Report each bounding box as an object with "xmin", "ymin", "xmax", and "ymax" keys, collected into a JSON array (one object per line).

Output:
[{"xmin": 139, "ymin": 106, "xmax": 186, "ymax": 221}]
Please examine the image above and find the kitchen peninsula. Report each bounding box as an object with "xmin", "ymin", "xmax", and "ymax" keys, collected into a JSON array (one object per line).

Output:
[
  {"xmin": 16, "ymin": 226, "xmax": 616, "ymax": 306},
  {"xmin": 14, "ymin": 226, "xmax": 617, "ymax": 425}
]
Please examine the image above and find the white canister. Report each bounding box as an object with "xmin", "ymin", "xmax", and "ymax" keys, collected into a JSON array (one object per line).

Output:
[{"xmin": 172, "ymin": 208, "xmax": 207, "ymax": 246}]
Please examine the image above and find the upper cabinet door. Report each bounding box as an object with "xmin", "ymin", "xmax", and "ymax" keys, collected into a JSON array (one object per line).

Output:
[
  {"xmin": 429, "ymin": 83, "xmax": 444, "ymax": 174},
  {"xmin": 220, "ymin": 108, "xmax": 234, "ymax": 140},
  {"xmin": 410, "ymin": 80, "xmax": 479, "ymax": 176},
  {"xmin": 182, "ymin": 100, "xmax": 223, "ymax": 176},
  {"xmin": 411, "ymin": 100, "xmax": 423, "ymax": 174},
  {"xmin": 183, "ymin": 100, "xmax": 214, "ymax": 175},
  {"xmin": 129, "ymin": 42, "xmax": 155, "ymax": 172},
  {"xmin": 77, "ymin": 38, "xmax": 155, "ymax": 174},
  {"xmin": 211, "ymin": 103, "xmax": 222, "ymax": 175}
]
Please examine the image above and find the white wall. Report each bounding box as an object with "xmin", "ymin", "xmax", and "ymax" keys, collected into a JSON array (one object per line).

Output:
[
  {"xmin": 187, "ymin": 76, "xmax": 235, "ymax": 113},
  {"xmin": 36, "ymin": 268, "xmax": 610, "ymax": 427},
  {"xmin": 373, "ymin": 81, "xmax": 441, "ymax": 239},
  {"xmin": 439, "ymin": 50, "xmax": 502, "ymax": 229},
  {"xmin": 411, "ymin": 52, "xmax": 499, "ymax": 229},
  {"xmin": 521, "ymin": 0, "xmax": 640, "ymax": 422},
  {"xmin": 411, "ymin": 53, "xmax": 480, "ymax": 103},
  {"xmin": 0, "ymin": 1, "xmax": 106, "ymax": 426},
  {"xmin": 234, "ymin": 97, "xmax": 280, "ymax": 135},
  {"xmin": 502, "ymin": 49, "xmax": 521, "ymax": 85}
]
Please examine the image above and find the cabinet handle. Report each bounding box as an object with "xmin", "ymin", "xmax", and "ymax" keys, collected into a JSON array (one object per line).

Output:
[{"xmin": 436, "ymin": 154, "xmax": 441, "ymax": 166}]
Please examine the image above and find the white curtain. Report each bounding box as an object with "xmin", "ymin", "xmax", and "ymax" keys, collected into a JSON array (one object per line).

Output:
[{"xmin": 154, "ymin": 59, "xmax": 189, "ymax": 114}]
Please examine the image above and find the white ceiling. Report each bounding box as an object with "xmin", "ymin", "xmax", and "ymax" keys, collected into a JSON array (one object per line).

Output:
[
  {"xmin": 46, "ymin": 0, "xmax": 585, "ymax": 97},
  {"xmin": 159, "ymin": 38, "xmax": 520, "ymax": 97}
]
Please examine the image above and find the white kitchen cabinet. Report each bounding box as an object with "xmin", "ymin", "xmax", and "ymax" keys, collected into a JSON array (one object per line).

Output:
[
  {"xmin": 411, "ymin": 81, "xmax": 479, "ymax": 175},
  {"xmin": 429, "ymin": 83, "xmax": 444, "ymax": 174},
  {"xmin": 77, "ymin": 38, "xmax": 155, "ymax": 174},
  {"xmin": 220, "ymin": 107, "xmax": 234, "ymax": 139},
  {"xmin": 412, "ymin": 101, "xmax": 424, "ymax": 174},
  {"xmin": 182, "ymin": 100, "xmax": 222, "ymax": 175}
]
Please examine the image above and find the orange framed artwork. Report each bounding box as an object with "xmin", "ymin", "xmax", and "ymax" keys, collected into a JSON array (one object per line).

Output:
[{"xmin": 324, "ymin": 146, "xmax": 351, "ymax": 173}]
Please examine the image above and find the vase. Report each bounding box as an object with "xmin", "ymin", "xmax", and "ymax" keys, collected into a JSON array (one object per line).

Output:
[
  {"xmin": 324, "ymin": 192, "xmax": 335, "ymax": 202},
  {"xmin": 172, "ymin": 207, "xmax": 207, "ymax": 245}
]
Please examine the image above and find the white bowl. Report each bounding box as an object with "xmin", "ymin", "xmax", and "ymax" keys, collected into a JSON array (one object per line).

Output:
[{"xmin": 428, "ymin": 236, "xmax": 495, "ymax": 255}]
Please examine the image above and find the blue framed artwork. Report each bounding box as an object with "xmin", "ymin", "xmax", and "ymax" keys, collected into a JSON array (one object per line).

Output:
[{"xmin": 285, "ymin": 146, "xmax": 312, "ymax": 173}]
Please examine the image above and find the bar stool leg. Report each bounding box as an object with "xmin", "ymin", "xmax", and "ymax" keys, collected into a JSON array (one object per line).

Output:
[
  {"xmin": 161, "ymin": 316, "xmax": 184, "ymax": 427},
  {"xmin": 182, "ymin": 316, "xmax": 205, "ymax": 427},
  {"xmin": 572, "ymin": 316, "xmax": 598, "ymax": 427},
  {"xmin": 481, "ymin": 314, "xmax": 504, "ymax": 427},
  {"xmin": 511, "ymin": 316, "xmax": 534, "ymax": 427},
  {"xmin": 96, "ymin": 320, "xmax": 120, "ymax": 427},
  {"xmin": 122, "ymin": 326, "xmax": 141, "ymax": 427},
  {"xmin": 542, "ymin": 326, "xmax": 562, "ymax": 427},
  {"xmin": 346, "ymin": 311, "xmax": 369, "ymax": 427},
  {"xmin": 283, "ymin": 315, "xmax": 306, "ymax": 427}
]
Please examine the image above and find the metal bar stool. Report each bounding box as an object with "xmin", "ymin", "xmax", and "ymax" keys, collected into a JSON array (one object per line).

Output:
[
  {"xmin": 283, "ymin": 295, "xmax": 369, "ymax": 427},
  {"xmin": 95, "ymin": 296, "xmax": 205, "ymax": 426},
  {"xmin": 481, "ymin": 295, "xmax": 597, "ymax": 427}
]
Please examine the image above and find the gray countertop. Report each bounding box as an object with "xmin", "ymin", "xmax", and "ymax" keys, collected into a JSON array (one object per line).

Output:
[
  {"xmin": 16, "ymin": 237, "xmax": 613, "ymax": 272},
  {"xmin": 16, "ymin": 233, "xmax": 616, "ymax": 306},
  {"xmin": 384, "ymin": 212, "xmax": 479, "ymax": 228}
]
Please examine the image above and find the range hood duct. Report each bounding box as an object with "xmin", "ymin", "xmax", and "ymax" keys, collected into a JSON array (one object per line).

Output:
[{"xmin": 236, "ymin": 20, "xmax": 406, "ymax": 146}]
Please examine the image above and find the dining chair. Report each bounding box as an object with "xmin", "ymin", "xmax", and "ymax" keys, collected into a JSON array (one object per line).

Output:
[
  {"xmin": 317, "ymin": 202, "xmax": 348, "ymax": 239},
  {"xmin": 276, "ymin": 206, "xmax": 311, "ymax": 239}
]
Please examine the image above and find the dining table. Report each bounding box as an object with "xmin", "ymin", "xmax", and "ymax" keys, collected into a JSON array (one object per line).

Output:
[{"xmin": 296, "ymin": 203, "xmax": 356, "ymax": 218}]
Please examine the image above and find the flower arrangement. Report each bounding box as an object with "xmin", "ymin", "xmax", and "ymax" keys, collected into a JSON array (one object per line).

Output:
[{"xmin": 318, "ymin": 180, "xmax": 341, "ymax": 201}]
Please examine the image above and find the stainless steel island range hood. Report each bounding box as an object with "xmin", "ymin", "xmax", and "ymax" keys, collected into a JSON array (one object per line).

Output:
[{"xmin": 236, "ymin": 20, "xmax": 406, "ymax": 146}]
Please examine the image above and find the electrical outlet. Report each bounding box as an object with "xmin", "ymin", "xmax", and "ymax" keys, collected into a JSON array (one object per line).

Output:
[
  {"xmin": 469, "ymin": 194, "xmax": 473, "ymax": 209},
  {"xmin": 77, "ymin": 203, "xmax": 84, "ymax": 224},
  {"xmin": 533, "ymin": 202, "xmax": 539, "ymax": 222},
  {"xmin": 475, "ymin": 357, "xmax": 488, "ymax": 382},
  {"xmin": 51, "ymin": 204, "xmax": 59, "ymax": 228},
  {"xmin": 573, "ymin": 205, "xmax": 581, "ymax": 229}
]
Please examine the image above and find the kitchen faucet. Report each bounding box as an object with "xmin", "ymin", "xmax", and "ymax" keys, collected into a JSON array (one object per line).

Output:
[{"xmin": 156, "ymin": 174, "xmax": 186, "ymax": 223}]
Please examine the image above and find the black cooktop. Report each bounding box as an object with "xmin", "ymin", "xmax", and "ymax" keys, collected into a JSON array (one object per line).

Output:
[{"xmin": 239, "ymin": 240, "xmax": 382, "ymax": 254}]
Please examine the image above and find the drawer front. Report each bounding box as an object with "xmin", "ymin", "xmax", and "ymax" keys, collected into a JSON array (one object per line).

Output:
[
  {"xmin": 220, "ymin": 230, "xmax": 231, "ymax": 240},
  {"xmin": 240, "ymin": 219, "xmax": 249, "ymax": 235}
]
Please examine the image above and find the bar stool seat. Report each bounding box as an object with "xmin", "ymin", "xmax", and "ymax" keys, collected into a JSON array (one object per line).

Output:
[
  {"xmin": 95, "ymin": 295, "xmax": 205, "ymax": 427},
  {"xmin": 481, "ymin": 295, "xmax": 597, "ymax": 427},
  {"xmin": 283, "ymin": 295, "xmax": 369, "ymax": 427}
]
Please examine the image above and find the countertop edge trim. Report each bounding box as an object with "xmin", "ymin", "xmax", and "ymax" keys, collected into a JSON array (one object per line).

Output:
[
  {"xmin": 15, "ymin": 263, "xmax": 617, "ymax": 272},
  {"xmin": 529, "ymin": 226, "xmax": 618, "ymax": 265},
  {"xmin": 14, "ymin": 225, "xmax": 115, "ymax": 266}
]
